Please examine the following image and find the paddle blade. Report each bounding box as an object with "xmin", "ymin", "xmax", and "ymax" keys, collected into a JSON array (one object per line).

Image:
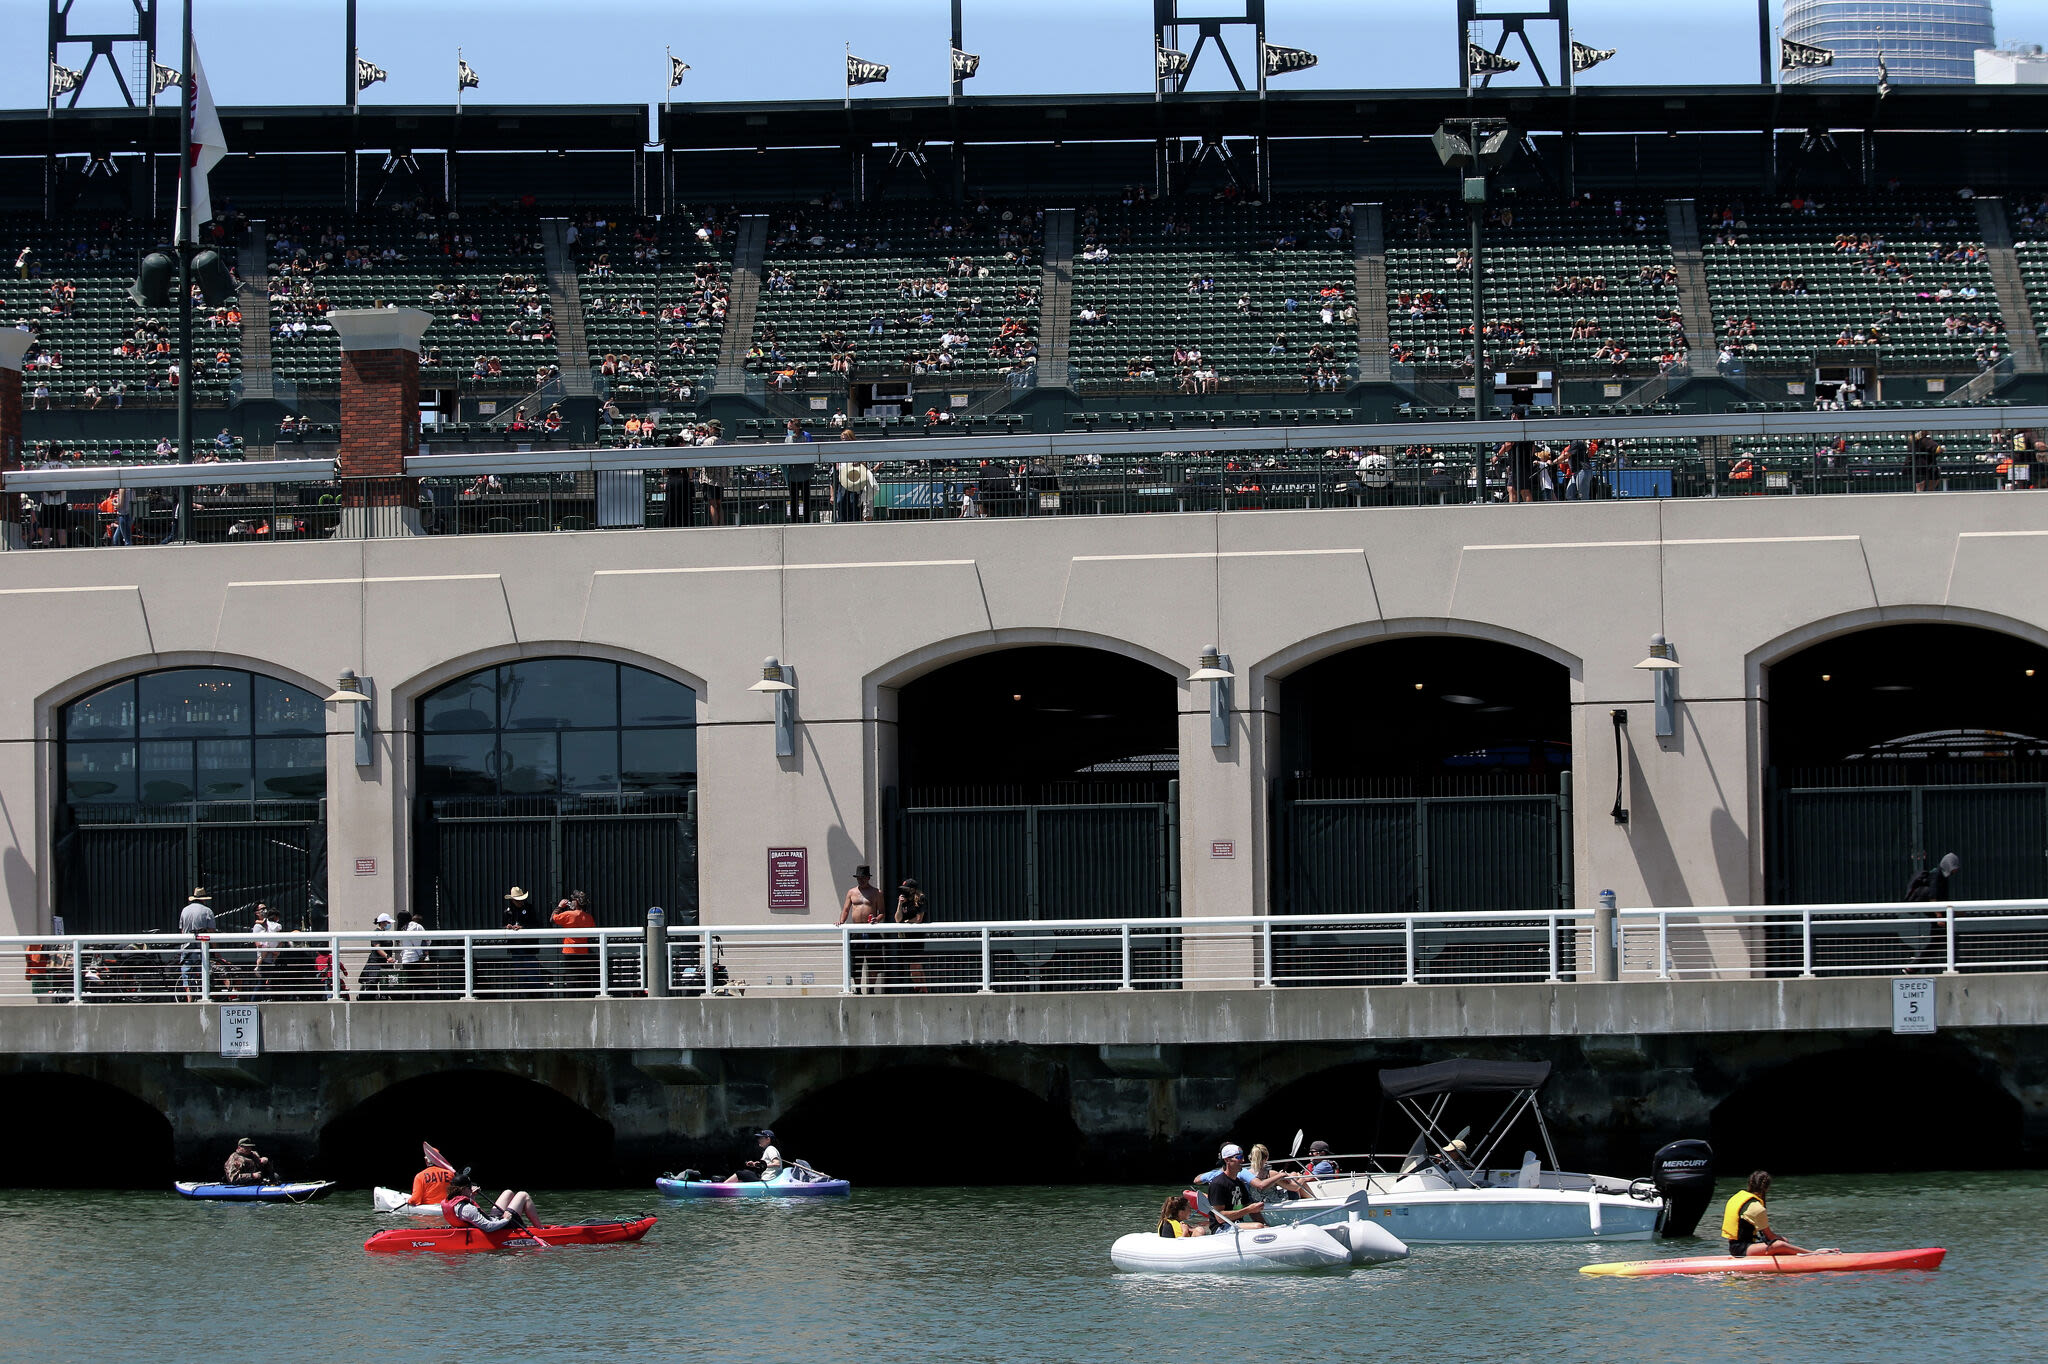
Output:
[
  {"xmin": 423, "ymin": 1141, "xmax": 457, "ymax": 1173},
  {"xmin": 1290, "ymin": 1129, "xmax": 1304, "ymax": 1159},
  {"xmin": 1398, "ymin": 1133, "xmax": 1429, "ymax": 1176}
]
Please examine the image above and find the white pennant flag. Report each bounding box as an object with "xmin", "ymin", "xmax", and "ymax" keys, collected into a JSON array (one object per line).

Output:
[
  {"xmin": 1570, "ymin": 41, "xmax": 1616, "ymax": 73},
  {"xmin": 1467, "ymin": 42, "xmax": 1521, "ymax": 75},
  {"xmin": 151, "ymin": 62, "xmax": 183, "ymax": 97},
  {"xmin": 50, "ymin": 63, "xmax": 83, "ymax": 99},
  {"xmin": 669, "ymin": 53, "xmax": 691, "ymax": 88},
  {"xmin": 951, "ymin": 48, "xmax": 980, "ymax": 82},
  {"xmin": 177, "ymin": 45, "xmax": 229, "ymax": 243}
]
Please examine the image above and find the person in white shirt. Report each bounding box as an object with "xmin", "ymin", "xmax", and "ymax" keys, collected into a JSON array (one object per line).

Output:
[{"xmin": 726, "ymin": 1129, "xmax": 784, "ymax": 1183}]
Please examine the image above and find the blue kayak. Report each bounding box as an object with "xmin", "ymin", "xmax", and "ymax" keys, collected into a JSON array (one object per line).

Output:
[
  {"xmin": 656, "ymin": 1170, "xmax": 850, "ymax": 1199},
  {"xmin": 174, "ymin": 1180, "xmax": 338, "ymax": 1202}
]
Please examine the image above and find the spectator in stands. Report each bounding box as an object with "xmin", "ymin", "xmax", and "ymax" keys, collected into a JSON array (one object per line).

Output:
[
  {"xmin": 783, "ymin": 419, "xmax": 817, "ymax": 524},
  {"xmin": 695, "ymin": 421, "xmax": 728, "ymax": 525},
  {"xmin": 1910, "ymin": 431, "xmax": 1944, "ymax": 493}
]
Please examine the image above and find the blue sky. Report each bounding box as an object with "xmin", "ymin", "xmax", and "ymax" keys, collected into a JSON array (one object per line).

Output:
[{"xmin": 14, "ymin": 0, "xmax": 2048, "ymax": 113}]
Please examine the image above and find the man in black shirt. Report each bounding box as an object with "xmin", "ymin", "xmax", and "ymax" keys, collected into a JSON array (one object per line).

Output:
[{"xmin": 1203, "ymin": 1143, "xmax": 1264, "ymax": 1225}]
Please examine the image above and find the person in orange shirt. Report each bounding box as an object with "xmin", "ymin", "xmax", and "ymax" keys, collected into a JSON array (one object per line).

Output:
[
  {"xmin": 409, "ymin": 1159, "xmax": 456, "ymax": 1208},
  {"xmin": 552, "ymin": 890, "xmax": 597, "ymax": 995}
]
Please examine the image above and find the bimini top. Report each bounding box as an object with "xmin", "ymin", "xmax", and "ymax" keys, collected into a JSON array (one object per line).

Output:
[{"xmin": 1379, "ymin": 1059, "xmax": 1552, "ymax": 1100}]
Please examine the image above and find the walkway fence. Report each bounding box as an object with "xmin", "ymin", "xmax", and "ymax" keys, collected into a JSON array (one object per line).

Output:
[{"xmin": 3, "ymin": 897, "xmax": 2045, "ymax": 1003}]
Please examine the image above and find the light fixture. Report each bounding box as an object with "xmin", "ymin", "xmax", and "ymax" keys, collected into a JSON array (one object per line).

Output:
[
  {"xmin": 1820, "ymin": 673, "xmax": 1832, "ymax": 682},
  {"xmin": 1633, "ymin": 635, "xmax": 1681, "ymax": 738},
  {"xmin": 1190, "ymin": 647, "xmax": 1234, "ymax": 749},
  {"xmin": 324, "ymin": 670, "xmax": 375, "ymax": 767},
  {"xmin": 749, "ymin": 657, "xmax": 796, "ymax": 757}
]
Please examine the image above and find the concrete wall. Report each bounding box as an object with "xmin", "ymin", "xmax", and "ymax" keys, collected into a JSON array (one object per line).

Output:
[{"xmin": 4, "ymin": 489, "xmax": 2047, "ymax": 933}]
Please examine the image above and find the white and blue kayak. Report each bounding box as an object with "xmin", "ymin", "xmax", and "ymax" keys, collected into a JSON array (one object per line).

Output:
[
  {"xmin": 1111, "ymin": 1217, "xmax": 1406, "ymax": 1274},
  {"xmin": 174, "ymin": 1179, "xmax": 338, "ymax": 1203},
  {"xmin": 373, "ymin": 1187, "xmax": 445, "ymax": 1215},
  {"xmin": 656, "ymin": 1167, "xmax": 850, "ymax": 1199}
]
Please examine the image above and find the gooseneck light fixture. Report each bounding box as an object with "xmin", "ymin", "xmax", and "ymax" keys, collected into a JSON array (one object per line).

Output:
[
  {"xmin": 749, "ymin": 657, "xmax": 797, "ymax": 757},
  {"xmin": 1190, "ymin": 647, "xmax": 1235, "ymax": 749},
  {"xmin": 324, "ymin": 669, "xmax": 374, "ymax": 767}
]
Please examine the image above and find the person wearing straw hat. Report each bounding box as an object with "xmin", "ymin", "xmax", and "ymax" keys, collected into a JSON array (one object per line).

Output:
[
  {"xmin": 504, "ymin": 885, "xmax": 537, "ymax": 928},
  {"xmin": 178, "ymin": 887, "xmax": 216, "ymax": 935}
]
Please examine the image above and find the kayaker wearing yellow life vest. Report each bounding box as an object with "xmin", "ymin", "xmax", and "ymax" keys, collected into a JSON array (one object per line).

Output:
[{"xmin": 1723, "ymin": 1171, "xmax": 1808, "ymax": 1257}]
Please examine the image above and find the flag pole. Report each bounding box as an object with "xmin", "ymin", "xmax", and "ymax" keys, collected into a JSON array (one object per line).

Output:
[
  {"xmin": 175, "ymin": 0, "xmax": 194, "ymax": 540},
  {"xmin": 457, "ymin": 47, "xmax": 463, "ymax": 111},
  {"xmin": 845, "ymin": 42, "xmax": 852, "ymax": 110}
]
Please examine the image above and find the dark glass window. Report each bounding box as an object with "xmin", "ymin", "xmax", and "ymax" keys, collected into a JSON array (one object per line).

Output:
[
  {"xmin": 60, "ymin": 669, "xmax": 327, "ymax": 810},
  {"xmin": 417, "ymin": 660, "xmax": 696, "ymax": 799}
]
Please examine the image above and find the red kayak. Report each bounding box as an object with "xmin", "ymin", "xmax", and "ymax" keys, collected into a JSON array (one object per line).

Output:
[
  {"xmin": 364, "ymin": 1215, "xmax": 657, "ymax": 1254},
  {"xmin": 1582, "ymin": 1247, "xmax": 1946, "ymax": 1278}
]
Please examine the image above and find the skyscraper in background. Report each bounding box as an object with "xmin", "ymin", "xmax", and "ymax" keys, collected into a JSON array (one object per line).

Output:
[{"xmin": 1782, "ymin": 0, "xmax": 1996, "ymax": 83}]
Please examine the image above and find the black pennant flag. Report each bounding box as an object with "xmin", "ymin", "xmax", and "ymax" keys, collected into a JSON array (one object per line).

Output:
[
  {"xmin": 847, "ymin": 55, "xmax": 889, "ymax": 86},
  {"xmin": 1467, "ymin": 43, "xmax": 1521, "ymax": 75}
]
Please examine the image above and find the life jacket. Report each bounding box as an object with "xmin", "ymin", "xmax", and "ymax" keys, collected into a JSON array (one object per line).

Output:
[
  {"xmin": 1721, "ymin": 1189, "xmax": 1764, "ymax": 1242},
  {"xmin": 442, "ymin": 1192, "xmax": 481, "ymax": 1231},
  {"xmin": 1159, "ymin": 1219, "xmax": 1188, "ymax": 1239}
]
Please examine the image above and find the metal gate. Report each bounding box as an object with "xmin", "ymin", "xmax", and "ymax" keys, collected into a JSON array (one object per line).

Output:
[
  {"xmin": 1769, "ymin": 775, "xmax": 2048, "ymax": 904},
  {"xmin": 54, "ymin": 802, "xmax": 327, "ymax": 936},
  {"xmin": 1271, "ymin": 779, "xmax": 1570, "ymax": 983},
  {"xmin": 415, "ymin": 791, "xmax": 697, "ymax": 930}
]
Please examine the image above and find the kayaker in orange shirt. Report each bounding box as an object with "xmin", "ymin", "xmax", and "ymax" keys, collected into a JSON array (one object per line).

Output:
[
  {"xmin": 409, "ymin": 1160, "xmax": 456, "ymax": 1207},
  {"xmin": 551, "ymin": 891, "xmax": 597, "ymax": 994}
]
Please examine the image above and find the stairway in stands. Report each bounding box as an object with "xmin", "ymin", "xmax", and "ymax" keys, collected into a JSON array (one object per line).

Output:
[
  {"xmin": 1663, "ymin": 200, "xmax": 1716, "ymax": 365},
  {"xmin": 1036, "ymin": 208, "xmax": 1076, "ymax": 390},
  {"xmin": 540, "ymin": 219, "xmax": 596, "ymax": 398},
  {"xmin": 1974, "ymin": 198, "xmax": 2046, "ymax": 375},
  {"xmin": 1352, "ymin": 202, "xmax": 1391, "ymax": 383},
  {"xmin": 236, "ymin": 222, "xmax": 274, "ymax": 403},
  {"xmin": 712, "ymin": 214, "xmax": 768, "ymax": 393}
]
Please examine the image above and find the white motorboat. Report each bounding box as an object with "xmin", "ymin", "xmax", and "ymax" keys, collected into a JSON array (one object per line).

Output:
[
  {"xmin": 373, "ymin": 1186, "xmax": 444, "ymax": 1215},
  {"xmin": 1111, "ymin": 1221, "xmax": 1353, "ymax": 1273},
  {"xmin": 1261, "ymin": 1060, "xmax": 1714, "ymax": 1245}
]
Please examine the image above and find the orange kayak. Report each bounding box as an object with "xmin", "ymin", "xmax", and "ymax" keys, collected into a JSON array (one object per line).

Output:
[
  {"xmin": 365, "ymin": 1215, "xmax": 656, "ymax": 1254},
  {"xmin": 1582, "ymin": 1247, "xmax": 1945, "ymax": 1277}
]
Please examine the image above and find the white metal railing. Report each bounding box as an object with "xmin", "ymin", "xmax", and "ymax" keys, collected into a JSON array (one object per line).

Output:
[{"xmin": 1, "ymin": 899, "xmax": 2043, "ymax": 1005}]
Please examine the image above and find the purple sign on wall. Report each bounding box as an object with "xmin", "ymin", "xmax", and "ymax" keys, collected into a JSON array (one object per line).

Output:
[{"xmin": 768, "ymin": 848, "xmax": 809, "ymax": 910}]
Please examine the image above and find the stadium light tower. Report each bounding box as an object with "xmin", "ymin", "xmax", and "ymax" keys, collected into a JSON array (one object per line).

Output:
[{"xmin": 1433, "ymin": 118, "xmax": 1516, "ymax": 502}]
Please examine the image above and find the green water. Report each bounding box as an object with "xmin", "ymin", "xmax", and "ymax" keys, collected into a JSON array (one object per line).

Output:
[{"xmin": 0, "ymin": 1173, "xmax": 2040, "ymax": 1363}]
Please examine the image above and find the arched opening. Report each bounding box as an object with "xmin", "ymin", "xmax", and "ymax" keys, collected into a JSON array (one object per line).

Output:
[
  {"xmin": 1766, "ymin": 624, "xmax": 2048, "ymax": 909},
  {"xmin": 0, "ymin": 1073, "xmax": 172, "ymax": 1188},
  {"xmin": 1270, "ymin": 638, "xmax": 1572, "ymax": 982},
  {"xmin": 319, "ymin": 1070, "xmax": 615, "ymax": 1188},
  {"xmin": 1711, "ymin": 1043, "xmax": 2023, "ymax": 1173},
  {"xmin": 768, "ymin": 1066, "xmax": 1082, "ymax": 1184},
  {"xmin": 413, "ymin": 657, "xmax": 698, "ymax": 931},
  {"xmin": 57, "ymin": 667, "xmax": 329, "ymax": 934},
  {"xmin": 888, "ymin": 646, "xmax": 1179, "ymax": 924}
]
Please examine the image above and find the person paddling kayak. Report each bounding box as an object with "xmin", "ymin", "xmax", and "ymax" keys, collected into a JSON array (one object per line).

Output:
[
  {"xmin": 441, "ymin": 1172, "xmax": 542, "ymax": 1234},
  {"xmin": 725, "ymin": 1129, "xmax": 783, "ymax": 1183},
  {"xmin": 1723, "ymin": 1171, "xmax": 1810, "ymax": 1257},
  {"xmin": 223, "ymin": 1138, "xmax": 277, "ymax": 1186},
  {"xmin": 407, "ymin": 1158, "xmax": 457, "ymax": 1208}
]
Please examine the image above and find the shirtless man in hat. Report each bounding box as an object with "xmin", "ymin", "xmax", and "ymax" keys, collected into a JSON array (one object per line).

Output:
[{"xmin": 835, "ymin": 865, "xmax": 885, "ymax": 993}]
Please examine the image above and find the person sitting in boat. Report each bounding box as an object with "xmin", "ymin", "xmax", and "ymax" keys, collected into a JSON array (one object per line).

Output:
[
  {"xmin": 407, "ymin": 1157, "xmax": 456, "ymax": 1208},
  {"xmin": 1245, "ymin": 1143, "xmax": 1307, "ymax": 1204},
  {"xmin": 1723, "ymin": 1171, "xmax": 1808, "ymax": 1258},
  {"xmin": 222, "ymin": 1138, "xmax": 277, "ymax": 1186},
  {"xmin": 726, "ymin": 1129, "xmax": 783, "ymax": 1183},
  {"xmin": 1156, "ymin": 1191, "xmax": 1211, "ymax": 1238},
  {"xmin": 1196, "ymin": 1143, "xmax": 1264, "ymax": 1224},
  {"xmin": 1303, "ymin": 1140, "xmax": 1341, "ymax": 1178},
  {"xmin": 441, "ymin": 1172, "xmax": 542, "ymax": 1234}
]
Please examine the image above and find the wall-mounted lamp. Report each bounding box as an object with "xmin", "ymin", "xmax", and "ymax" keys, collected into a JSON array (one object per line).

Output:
[
  {"xmin": 1632, "ymin": 634, "xmax": 1682, "ymax": 738},
  {"xmin": 748, "ymin": 656, "xmax": 797, "ymax": 757},
  {"xmin": 1609, "ymin": 707, "xmax": 1629, "ymax": 826},
  {"xmin": 1189, "ymin": 646, "xmax": 1234, "ymax": 749},
  {"xmin": 324, "ymin": 669, "xmax": 374, "ymax": 768}
]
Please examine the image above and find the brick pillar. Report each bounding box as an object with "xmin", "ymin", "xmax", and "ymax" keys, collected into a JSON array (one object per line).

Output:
[
  {"xmin": 331, "ymin": 308, "xmax": 431, "ymax": 535},
  {"xmin": 0, "ymin": 329, "xmax": 28, "ymax": 549}
]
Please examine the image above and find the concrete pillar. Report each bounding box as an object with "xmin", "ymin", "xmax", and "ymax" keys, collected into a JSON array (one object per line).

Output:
[
  {"xmin": 1175, "ymin": 694, "xmax": 1264, "ymax": 987},
  {"xmin": 331, "ymin": 308, "xmax": 430, "ymax": 536},
  {"xmin": 0, "ymin": 328, "xmax": 28, "ymax": 548},
  {"xmin": 322, "ymin": 693, "xmax": 408, "ymax": 932}
]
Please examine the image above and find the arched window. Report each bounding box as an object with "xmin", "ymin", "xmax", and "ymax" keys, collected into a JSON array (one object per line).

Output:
[
  {"xmin": 57, "ymin": 668, "xmax": 328, "ymax": 934},
  {"xmin": 414, "ymin": 659, "xmax": 697, "ymax": 929}
]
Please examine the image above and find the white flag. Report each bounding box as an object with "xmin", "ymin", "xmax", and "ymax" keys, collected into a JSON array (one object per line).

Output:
[
  {"xmin": 50, "ymin": 63, "xmax": 84, "ymax": 99},
  {"xmin": 177, "ymin": 45, "xmax": 229, "ymax": 243}
]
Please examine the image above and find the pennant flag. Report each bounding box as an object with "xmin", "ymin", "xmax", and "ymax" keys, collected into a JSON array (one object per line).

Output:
[
  {"xmin": 1877, "ymin": 50, "xmax": 1891, "ymax": 97},
  {"xmin": 458, "ymin": 57, "xmax": 480, "ymax": 91},
  {"xmin": 1780, "ymin": 37, "xmax": 1834, "ymax": 69},
  {"xmin": 1156, "ymin": 45, "xmax": 1191, "ymax": 80},
  {"xmin": 177, "ymin": 45, "xmax": 229, "ymax": 242},
  {"xmin": 951, "ymin": 48, "xmax": 980, "ymax": 82},
  {"xmin": 356, "ymin": 57, "xmax": 387, "ymax": 91},
  {"xmin": 1262, "ymin": 43, "xmax": 1318, "ymax": 77},
  {"xmin": 151, "ymin": 63, "xmax": 183, "ymax": 97},
  {"xmin": 50, "ymin": 63, "xmax": 83, "ymax": 99},
  {"xmin": 668, "ymin": 53, "xmax": 691, "ymax": 88},
  {"xmin": 1570, "ymin": 41, "xmax": 1616, "ymax": 73},
  {"xmin": 847, "ymin": 54, "xmax": 889, "ymax": 86},
  {"xmin": 1467, "ymin": 43, "xmax": 1521, "ymax": 75}
]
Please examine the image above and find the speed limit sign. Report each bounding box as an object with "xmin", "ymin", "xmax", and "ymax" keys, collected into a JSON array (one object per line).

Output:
[{"xmin": 219, "ymin": 1004, "xmax": 261, "ymax": 1058}]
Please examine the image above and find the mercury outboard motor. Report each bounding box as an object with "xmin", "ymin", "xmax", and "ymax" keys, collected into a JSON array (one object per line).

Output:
[{"xmin": 1651, "ymin": 1139, "xmax": 1715, "ymax": 1238}]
